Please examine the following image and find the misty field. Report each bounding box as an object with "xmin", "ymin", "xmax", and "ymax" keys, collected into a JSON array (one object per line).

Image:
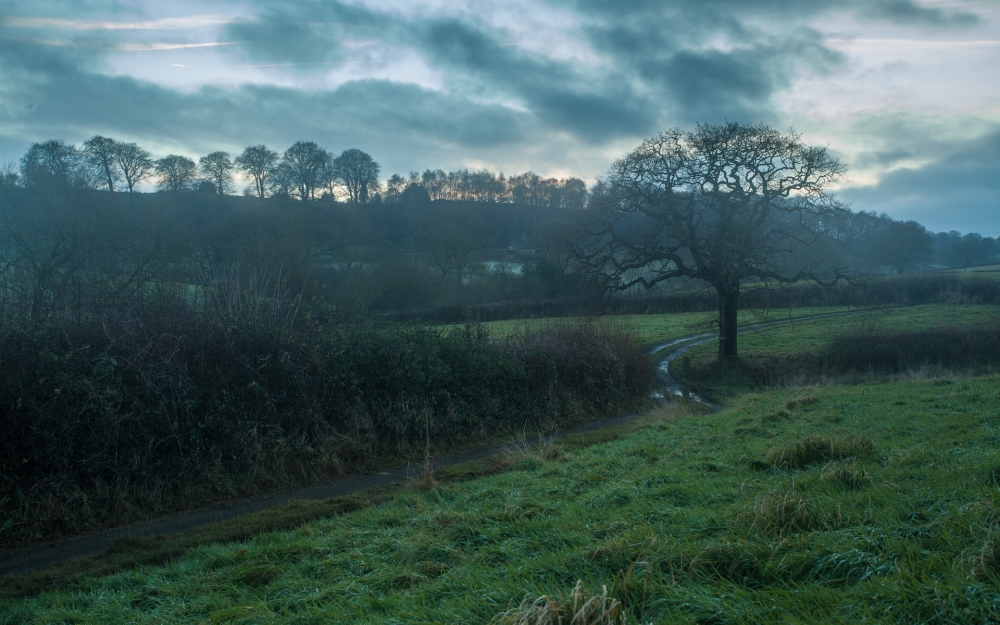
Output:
[{"xmin": 4, "ymin": 376, "xmax": 1000, "ymax": 623}]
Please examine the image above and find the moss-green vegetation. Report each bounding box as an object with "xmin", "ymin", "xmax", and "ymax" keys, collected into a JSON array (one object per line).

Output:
[
  {"xmin": 4, "ymin": 378, "xmax": 1000, "ymax": 623},
  {"xmin": 675, "ymin": 304, "xmax": 1000, "ymax": 399},
  {"xmin": 462, "ymin": 305, "xmax": 858, "ymax": 345},
  {"xmin": 684, "ymin": 304, "xmax": 1000, "ymax": 360}
]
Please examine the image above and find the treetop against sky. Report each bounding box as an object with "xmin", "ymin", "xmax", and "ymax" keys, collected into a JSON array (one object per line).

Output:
[{"xmin": 0, "ymin": 0, "xmax": 998, "ymax": 234}]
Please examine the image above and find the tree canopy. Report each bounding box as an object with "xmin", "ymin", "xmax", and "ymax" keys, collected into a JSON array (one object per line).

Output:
[{"xmin": 576, "ymin": 122, "xmax": 850, "ymax": 360}]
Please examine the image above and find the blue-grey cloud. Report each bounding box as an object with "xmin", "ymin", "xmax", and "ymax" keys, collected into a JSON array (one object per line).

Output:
[
  {"xmin": 218, "ymin": 1, "xmax": 845, "ymax": 138},
  {"xmin": 0, "ymin": 0, "xmax": 992, "ymax": 228},
  {"xmin": 844, "ymin": 131, "xmax": 1000, "ymax": 235},
  {"xmin": 0, "ymin": 34, "xmax": 537, "ymax": 176},
  {"xmin": 226, "ymin": 3, "xmax": 392, "ymax": 65},
  {"xmin": 864, "ymin": 0, "xmax": 980, "ymax": 28}
]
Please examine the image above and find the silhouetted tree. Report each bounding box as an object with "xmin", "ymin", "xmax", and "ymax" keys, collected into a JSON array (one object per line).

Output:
[
  {"xmin": 415, "ymin": 203, "xmax": 490, "ymax": 297},
  {"xmin": 235, "ymin": 145, "xmax": 279, "ymax": 198},
  {"xmin": 83, "ymin": 136, "xmax": 120, "ymax": 193},
  {"xmin": 576, "ymin": 122, "xmax": 849, "ymax": 361},
  {"xmin": 385, "ymin": 174, "xmax": 407, "ymax": 203},
  {"xmin": 20, "ymin": 140, "xmax": 85, "ymax": 188},
  {"xmin": 281, "ymin": 141, "xmax": 327, "ymax": 201},
  {"xmin": 333, "ymin": 149, "xmax": 380, "ymax": 204},
  {"xmin": 880, "ymin": 219, "xmax": 933, "ymax": 274},
  {"xmin": 945, "ymin": 232, "xmax": 997, "ymax": 268},
  {"xmin": 115, "ymin": 142, "xmax": 154, "ymax": 201},
  {"xmin": 199, "ymin": 151, "xmax": 235, "ymax": 196},
  {"xmin": 155, "ymin": 155, "xmax": 197, "ymax": 193},
  {"xmin": 0, "ymin": 160, "xmax": 18, "ymax": 188}
]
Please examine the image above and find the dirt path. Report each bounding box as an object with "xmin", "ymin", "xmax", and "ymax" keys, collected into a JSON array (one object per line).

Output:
[
  {"xmin": 0, "ymin": 308, "xmax": 863, "ymax": 577},
  {"xmin": 648, "ymin": 309, "xmax": 866, "ymax": 407}
]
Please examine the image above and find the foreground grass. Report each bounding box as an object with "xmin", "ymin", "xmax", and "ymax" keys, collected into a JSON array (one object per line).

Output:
[{"xmin": 5, "ymin": 376, "xmax": 1000, "ymax": 623}]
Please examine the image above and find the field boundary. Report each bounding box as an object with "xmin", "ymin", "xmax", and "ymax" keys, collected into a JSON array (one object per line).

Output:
[{"xmin": 0, "ymin": 307, "xmax": 866, "ymax": 579}]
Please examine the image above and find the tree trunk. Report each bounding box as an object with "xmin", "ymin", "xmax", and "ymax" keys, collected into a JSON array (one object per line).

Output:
[{"xmin": 716, "ymin": 279, "xmax": 739, "ymax": 361}]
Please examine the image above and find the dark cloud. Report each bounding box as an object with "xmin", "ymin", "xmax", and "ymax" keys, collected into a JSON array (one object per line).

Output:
[
  {"xmin": 415, "ymin": 19, "xmax": 655, "ymax": 141},
  {"xmin": 568, "ymin": 0, "xmax": 979, "ymax": 27},
  {"xmin": 226, "ymin": 3, "xmax": 393, "ymax": 65},
  {"xmin": 187, "ymin": 0, "xmax": 986, "ymax": 147},
  {"xmin": 0, "ymin": 0, "xmax": 991, "ymax": 206},
  {"xmin": 0, "ymin": 35, "xmax": 537, "ymax": 176},
  {"xmin": 863, "ymin": 0, "xmax": 980, "ymax": 28},
  {"xmin": 844, "ymin": 131, "xmax": 1000, "ymax": 235},
  {"xmin": 221, "ymin": 1, "xmax": 845, "ymax": 138}
]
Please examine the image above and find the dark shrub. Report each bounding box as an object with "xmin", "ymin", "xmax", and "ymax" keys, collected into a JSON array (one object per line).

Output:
[
  {"xmin": 822, "ymin": 326, "xmax": 1000, "ymax": 373},
  {"xmin": 0, "ymin": 316, "xmax": 651, "ymax": 546}
]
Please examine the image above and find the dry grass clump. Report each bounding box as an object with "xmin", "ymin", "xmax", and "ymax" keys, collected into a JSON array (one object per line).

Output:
[
  {"xmin": 768, "ymin": 434, "xmax": 876, "ymax": 470},
  {"xmin": 784, "ymin": 394, "xmax": 818, "ymax": 410},
  {"xmin": 820, "ymin": 459, "xmax": 872, "ymax": 490},
  {"xmin": 493, "ymin": 435, "xmax": 565, "ymax": 473},
  {"xmin": 489, "ymin": 581, "xmax": 624, "ymax": 625},
  {"xmin": 739, "ymin": 488, "xmax": 821, "ymax": 537},
  {"xmin": 407, "ymin": 456, "xmax": 438, "ymax": 491}
]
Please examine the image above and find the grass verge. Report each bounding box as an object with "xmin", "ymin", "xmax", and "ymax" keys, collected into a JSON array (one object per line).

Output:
[
  {"xmin": 4, "ymin": 377, "xmax": 1000, "ymax": 623},
  {"xmin": 0, "ymin": 402, "xmax": 700, "ymax": 600}
]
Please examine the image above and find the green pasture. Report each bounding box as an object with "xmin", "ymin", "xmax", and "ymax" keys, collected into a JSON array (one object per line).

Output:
[
  {"xmin": 680, "ymin": 303, "xmax": 1000, "ymax": 362},
  {"xmin": 453, "ymin": 305, "xmax": 859, "ymax": 346},
  {"xmin": 5, "ymin": 376, "xmax": 1000, "ymax": 623},
  {"xmin": 5, "ymin": 302, "xmax": 1000, "ymax": 623}
]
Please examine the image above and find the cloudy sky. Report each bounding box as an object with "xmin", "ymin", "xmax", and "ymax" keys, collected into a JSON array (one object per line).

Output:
[{"xmin": 1, "ymin": 0, "xmax": 997, "ymax": 234}]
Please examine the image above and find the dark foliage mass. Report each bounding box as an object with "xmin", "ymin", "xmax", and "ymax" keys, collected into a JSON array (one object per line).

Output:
[
  {"xmin": 682, "ymin": 324, "xmax": 1000, "ymax": 394},
  {"xmin": 388, "ymin": 273, "xmax": 1000, "ymax": 324},
  {"xmin": 0, "ymin": 312, "xmax": 650, "ymax": 546},
  {"xmin": 822, "ymin": 326, "xmax": 1000, "ymax": 373}
]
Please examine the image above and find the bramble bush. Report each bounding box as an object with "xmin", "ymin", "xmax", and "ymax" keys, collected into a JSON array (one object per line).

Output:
[{"xmin": 0, "ymin": 305, "xmax": 650, "ymax": 547}]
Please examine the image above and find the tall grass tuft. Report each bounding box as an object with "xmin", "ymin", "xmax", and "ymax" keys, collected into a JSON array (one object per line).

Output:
[
  {"xmin": 767, "ymin": 435, "xmax": 876, "ymax": 470},
  {"xmin": 489, "ymin": 581, "xmax": 625, "ymax": 625},
  {"xmin": 820, "ymin": 459, "xmax": 872, "ymax": 490},
  {"xmin": 739, "ymin": 487, "xmax": 822, "ymax": 536}
]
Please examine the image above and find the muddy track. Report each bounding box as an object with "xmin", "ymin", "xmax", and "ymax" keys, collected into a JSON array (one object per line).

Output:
[
  {"xmin": 0, "ymin": 308, "xmax": 863, "ymax": 577},
  {"xmin": 648, "ymin": 309, "xmax": 866, "ymax": 408}
]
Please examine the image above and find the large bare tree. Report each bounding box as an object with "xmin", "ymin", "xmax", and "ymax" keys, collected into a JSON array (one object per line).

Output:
[
  {"xmin": 281, "ymin": 141, "xmax": 327, "ymax": 201},
  {"xmin": 576, "ymin": 122, "xmax": 849, "ymax": 361},
  {"xmin": 333, "ymin": 149, "xmax": 380, "ymax": 204},
  {"xmin": 155, "ymin": 155, "xmax": 197, "ymax": 193},
  {"xmin": 199, "ymin": 151, "xmax": 235, "ymax": 196},
  {"xmin": 235, "ymin": 145, "xmax": 279, "ymax": 198},
  {"xmin": 115, "ymin": 142, "xmax": 154, "ymax": 203},
  {"xmin": 83, "ymin": 136, "xmax": 120, "ymax": 193},
  {"xmin": 20, "ymin": 140, "xmax": 83, "ymax": 188}
]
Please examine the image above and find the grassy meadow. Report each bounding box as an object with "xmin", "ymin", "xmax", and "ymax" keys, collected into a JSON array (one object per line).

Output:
[
  {"xmin": 675, "ymin": 304, "xmax": 1000, "ymax": 400},
  {"xmin": 461, "ymin": 305, "xmax": 860, "ymax": 346},
  {"xmin": 682, "ymin": 304, "xmax": 1000, "ymax": 361},
  {"xmin": 4, "ymin": 376, "xmax": 1000, "ymax": 623},
  {"xmin": 3, "ymin": 302, "xmax": 1000, "ymax": 624}
]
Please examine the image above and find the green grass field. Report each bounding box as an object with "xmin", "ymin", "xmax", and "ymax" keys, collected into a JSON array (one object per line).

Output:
[
  {"xmin": 681, "ymin": 304, "xmax": 1000, "ymax": 361},
  {"xmin": 457, "ymin": 305, "xmax": 859, "ymax": 346},
  {"xmin": 4, "ymin": 377, "xmax": 1000, "ymax": 623},
  {"xmin": 5, "ymin": 303, "xmax": 1000, "ymax": 623}
]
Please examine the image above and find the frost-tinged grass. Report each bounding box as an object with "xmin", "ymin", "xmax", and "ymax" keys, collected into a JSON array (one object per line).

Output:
[{"xmin": 4, "ymin": 376, "xmax": 1000, "ymax": 623}]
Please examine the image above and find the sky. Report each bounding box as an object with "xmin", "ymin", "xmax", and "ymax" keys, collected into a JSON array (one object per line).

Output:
[{"xmin": 0, "ymin": 0, "xmax": 997, "ymax": 234}]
